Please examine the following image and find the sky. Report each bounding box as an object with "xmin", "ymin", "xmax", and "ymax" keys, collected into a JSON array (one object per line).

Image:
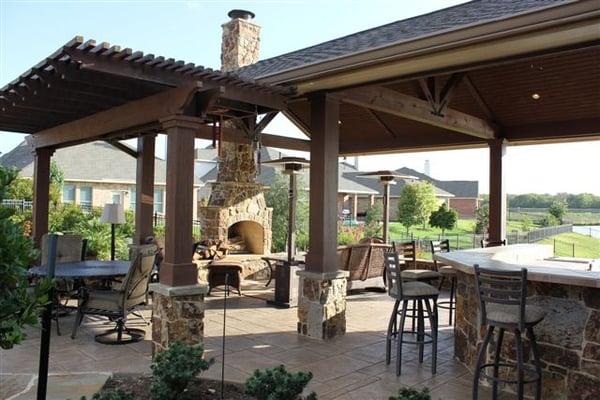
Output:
[{"xmin": 1, "ymin": 0, "xmax": 599, "ymax": 195}]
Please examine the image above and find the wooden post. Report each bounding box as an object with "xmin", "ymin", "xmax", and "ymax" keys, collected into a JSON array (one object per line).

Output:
[
  {"xmin": 488, "ymin": 138, "xmax": 507, "ymax": 243},
  {"xmin": 306, "ymin": 93, "xmax": 340, "ymax": 273},
  {"xmin": 382, "ymin": 182, "xmax": 390, "ymax": 243},
  {"xmin": 32, "ymin": 147, "xmax": 54, "ymax": 248},
  {"xmin": 160, "ymin": 117, "xmax": 199, "ymax": 286},
  {"xmin": 287, "ymin": 171, "xmax": 297, "ymax": 263},
  {"xmin": 134, "ymin": 134, "xmax": 156, "ymax": 244},
  {"xmin": 352, "ymin": 194, "xmax": 358, "ymax": 222}
]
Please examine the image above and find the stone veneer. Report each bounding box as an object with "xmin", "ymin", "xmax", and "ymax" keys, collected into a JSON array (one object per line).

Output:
[
  {"xmin": 149, "ymin": 283, "xmax": 208, "ymax": 355},
  {"xmin": 221, "ymin": 15, "xmax": 260, "ymax": 72},
  {"xmin": 297, "ymin": 270, "xmax": 349, "ymax": 340},
  {"xmin": 454, "ymin": 270, "xmax": 600, "ymax": 399}
]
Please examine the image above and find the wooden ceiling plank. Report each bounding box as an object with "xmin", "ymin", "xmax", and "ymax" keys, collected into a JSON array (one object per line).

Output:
[{"xmin": 339, "ymin": 85, "xmax": 497, "ymax": 140}]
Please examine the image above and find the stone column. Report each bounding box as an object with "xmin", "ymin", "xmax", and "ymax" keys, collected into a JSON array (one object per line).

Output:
[
  {"xmin": 298, "ymin": 93, "xmax": 348, "ymax": 340},
  {"xmin": 149, "ymin": 283, "xmax": 208, "ymax": 355},
  {"xmin": 134, "ymin": 134, "xmax": 156, "ymax": 244},
  {"xmin": 488, "ymin": 138, "xmax": 507, "ymax": 242},
  {"xmin": 32, "ymin": 147, "xmax": 54, "ymax": 248}
]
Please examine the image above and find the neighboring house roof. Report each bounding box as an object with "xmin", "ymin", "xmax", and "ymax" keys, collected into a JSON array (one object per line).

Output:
[
  {"xmin": 396, "ymin": 167, "xmax": 479, "ymax": 198},
  {"xmin": 236, "ymin": 0, "xmax": 567, "ymax": 80},
  {"xmin": 0, "ymin": 141, "xmax": 202, "ymax": 186}
]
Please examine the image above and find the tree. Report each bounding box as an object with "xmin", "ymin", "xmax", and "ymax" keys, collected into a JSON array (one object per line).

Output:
[
  {"xmin": 0, "ymin": 166, "xmax": 52, "ymax": 349},
  {"xmin": 548, "ymin": 200, "xmax": 568, "ymax": 224},
  {"xmin": 429, "ymin": 203, "xmax": 458, "ymax": 236},
  {"xmin": 520, "ymin": 215, "xmax": 533, "ymax": 232},
  {"xmin": 397, "ymin": 181, "xmax": 438, "ymax": 234},
  {"xmin": 364, "ymin": 202, "xmax": 383, "ymax": 238},
  {"xmin": 474, "ymin": 203, "xmax": 489, "ymax": 234},
  {"xmin": 264, "ymin": 172, "xmax": 309, "ymax": 253},
  {"xmin": 7, "ymin": 177, "xmax": 34, "ymax": 201},
  {"xmin": 539, "ymin": 214, "xmax": 560, "ymax": 227}
]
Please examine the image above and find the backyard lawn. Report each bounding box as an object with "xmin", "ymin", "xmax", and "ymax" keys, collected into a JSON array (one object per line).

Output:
[{"xmin": 540, "ymin": 232, "xmax": 600, "ymax": 258}]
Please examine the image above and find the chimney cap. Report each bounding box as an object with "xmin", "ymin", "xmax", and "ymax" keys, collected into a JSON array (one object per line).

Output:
[{"xmin": 227, "ymin": 9, "xmax": 255, "ymax": 20}]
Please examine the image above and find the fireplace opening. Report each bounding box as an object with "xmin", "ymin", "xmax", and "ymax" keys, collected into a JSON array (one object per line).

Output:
[{"xmin": 227, "ymin": 221, "xmax": 265, "ymax": 254}]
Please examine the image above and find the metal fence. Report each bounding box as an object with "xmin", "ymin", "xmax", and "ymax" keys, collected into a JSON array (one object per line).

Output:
[
  {"xmin": 2, "ymin": 199, "xmax": 33, "ymax": 211},
  {"xmin": 153, "ymin": 212, "xmax": 202, "ymax": 239}
]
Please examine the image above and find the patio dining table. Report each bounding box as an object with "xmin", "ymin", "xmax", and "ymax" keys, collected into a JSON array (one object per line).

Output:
[{"xmin": 29, "ymin": 260, "xmax": 130, "ymax": 279}]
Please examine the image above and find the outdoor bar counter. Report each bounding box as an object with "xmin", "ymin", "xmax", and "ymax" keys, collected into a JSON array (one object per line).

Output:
[{"xmin": 434, "ymin": 244, "xmax": 600, "ymax": 399}]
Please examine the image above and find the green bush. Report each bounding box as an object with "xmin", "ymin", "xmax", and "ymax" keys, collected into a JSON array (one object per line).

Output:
[
  {"xmin": 429, "ymin": 203, "xmax": 458, "ymax": 236},
  {"xmin": 79, "ymin": 389, "xmax": 134, "ymax": 400},
  {"xmin": 338, "ymin": 224, "xmax": 365, "ymax": 245},
  {"xmin": 150, "ymin": 341, "xmax": 213, "ymax": 400},
  {"xmin": 539, "ymin": 214, "xmax": 560, "ymax": 227},
  {"xmin": 474, "ymin": 203, "xmax": 489, "ymax": 234},
  {"xmin": 245, "ymin": 365, "xmax": 317, "ymax": 400},
  {"xmin": 0, "ymin": 166, "xmax": 52, "ymax": 349},
  {"xmin": 389, "ymin": 387, "xmax": 431, "ymax": 400}
]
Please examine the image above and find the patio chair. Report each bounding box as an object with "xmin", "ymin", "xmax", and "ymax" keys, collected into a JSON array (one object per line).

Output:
[
  {"xmin": 71, "ymin": 244, "xmax": 157, "ymax": 344},
  {"xmin": 481, "ymin": 238, "xmax": 507, "ymax": 248},
  {"xmin": 472, "ymin": 265, "xmax": 545, "ymax": 400},
  {"xmin": 41, "ymin": 233, "xmax": 85, "ymax": 335},
  {"xmin": 430, "ymin": 239, "xmax": 456, "ymax": 326},
  {"xmin": 384, "ymin": 251, "xmax": 439, "ymax": 376}
]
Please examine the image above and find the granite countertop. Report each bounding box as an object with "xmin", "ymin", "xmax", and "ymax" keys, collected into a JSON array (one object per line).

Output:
[{"xmin": 434, "ymin": 244, "xmax": 600, "ymax": 288}]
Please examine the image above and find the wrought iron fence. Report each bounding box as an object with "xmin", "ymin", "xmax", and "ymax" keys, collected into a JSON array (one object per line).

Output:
[
  {"xmin": 2, "ymin": 199, "xmax": 33, "ymax": 211},
  {"xmin": 153, "ymin": 212, "xmax": 202, "ymax": 239}
]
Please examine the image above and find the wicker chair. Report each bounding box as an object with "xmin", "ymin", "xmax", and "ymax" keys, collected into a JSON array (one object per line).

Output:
[
  {"xmin": 339, "ymin": 238, "xmax": 391, "ymax": 291},
  {"xmin": 71, "ymin": 244, "xmax": 156, "ymax": 344},
  {"xmin": 41, "ymin": 233, "xmax": 85, "ymax": 335}
]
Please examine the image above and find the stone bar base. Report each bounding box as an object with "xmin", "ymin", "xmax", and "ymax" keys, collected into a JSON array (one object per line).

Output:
[
  {"xmin": 455, "ymin": 270, "xmax": 600, "ymax": 400},
  {"xmin": 297, "ymin": 270, "xmax": 349, "ymax": 340},
  {"xmin": 149, "ymin": 283, "xmax": 209, "ymax": 356}
]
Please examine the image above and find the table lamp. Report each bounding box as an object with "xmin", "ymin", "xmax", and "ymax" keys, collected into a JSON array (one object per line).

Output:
[{"xmin": 100, "ymin": 203, "xmax": 126, "ymax": 260}]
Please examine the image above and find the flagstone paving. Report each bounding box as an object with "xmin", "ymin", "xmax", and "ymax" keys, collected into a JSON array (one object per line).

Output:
[{"xmin": 0, "ymin": 282, "xmax": 516, "ymax": 399}]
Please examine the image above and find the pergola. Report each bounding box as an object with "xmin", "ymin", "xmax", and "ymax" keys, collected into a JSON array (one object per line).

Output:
[{"xmin": 1, "ymin": 1, "xmax": 599, "ymax": 341}]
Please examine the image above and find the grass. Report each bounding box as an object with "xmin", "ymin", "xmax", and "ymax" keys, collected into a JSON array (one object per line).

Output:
[
  {"xmin": 509, "ymin": 210, "xmax": 600, "ymax": 225},
  {"xmin": 539, "ymin": 232, "xmax": 600, "ymax": 258}
]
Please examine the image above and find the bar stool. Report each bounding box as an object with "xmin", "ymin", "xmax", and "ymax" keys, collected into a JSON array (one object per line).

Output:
[
  {"xmin": 384, "ymin": 251, "xmax": 439, "ymax": 376},
  {"xmin": 393, "ymin": 241, "xmax": 440, "ymax": 333},
  {"xmin": 430, "ymin": 240, "xmax": 456, "ymax": 325},
  {"xmin": 473, "ymin": 265, "xmax": 545, "ymax": 400}
]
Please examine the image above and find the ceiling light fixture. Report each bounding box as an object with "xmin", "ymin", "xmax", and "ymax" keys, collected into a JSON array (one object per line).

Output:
[{"xmin": 531, "ymin": 93, "xmax": 541, "ymax": 100}]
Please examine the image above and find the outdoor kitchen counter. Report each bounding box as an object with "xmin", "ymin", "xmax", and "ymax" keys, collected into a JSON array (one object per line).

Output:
[
  {"xmin": 435, "ymin": 244, "xmax": 600, "ymax": 399},
  {"xmin": 434, "ymin": 244, "xmax": 600, "ymax": 288}
]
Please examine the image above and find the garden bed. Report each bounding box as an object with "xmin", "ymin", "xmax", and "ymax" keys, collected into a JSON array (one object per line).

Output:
[{"xmin": 99, "ymin": 374, "xmax": 256, "ymax": 400}]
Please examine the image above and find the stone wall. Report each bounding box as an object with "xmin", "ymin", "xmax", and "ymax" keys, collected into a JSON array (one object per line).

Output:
[
  {"xmin": 454, "ymin": 270, "xmax": 600, "ymax": 399},
  {"xmin": 297, "ymin": 271, "xmax": 349, "ymax": 340},
  {"xmin": 221, "ymin": 17, "xmax": 260, "ymax": 72}
]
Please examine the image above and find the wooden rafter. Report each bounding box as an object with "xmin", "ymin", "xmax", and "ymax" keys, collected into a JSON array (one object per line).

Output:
[
  {"xmin": 195, "ymin": 125, "xmax": 310, "ymax": 152},
  {"xmin": 365, "ymin": 108, "xmax": 396, "ymax": 138},
  {"xmin": 463, "ymin": 74, "xmax": 496, "ymax": 122},
  {"xmin": 106, "ymin": 140, "xmax": 138, "ymax": 158},
  {"xmin": 339, "ymin": 85, "xmax": 497, "ymax": 140},
  {"xmin": 417, "ymin": 73, "xmax": 463, "ymax": 116}
]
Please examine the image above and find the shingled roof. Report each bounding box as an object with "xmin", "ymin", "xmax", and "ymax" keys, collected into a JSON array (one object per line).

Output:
[
  {"xmin": 235, "ymin": 0, "xmax": 569, "ymax": 80},
  {"xmin": 396, "ymin": 167, "xmax": 479, "ymax": 198}
]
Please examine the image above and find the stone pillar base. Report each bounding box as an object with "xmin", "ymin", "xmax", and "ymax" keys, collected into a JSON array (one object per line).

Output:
[
  {"xmin": 149, "ymin": 283, "xmax": 208, "ymax": 356},
  {"xmin": 297, "ymin": 270, "xmax": 349, "ymax": 340}
]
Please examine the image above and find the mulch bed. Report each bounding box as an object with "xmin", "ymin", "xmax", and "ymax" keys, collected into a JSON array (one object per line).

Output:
[{"xmin": 99, "ymin": 374, "xmax": 256, "ymax": 399}]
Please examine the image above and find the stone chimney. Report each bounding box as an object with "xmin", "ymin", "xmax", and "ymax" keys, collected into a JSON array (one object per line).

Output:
[{"xmin": 221, "ymin": 9, "xmax": 260, "ymax": 72}]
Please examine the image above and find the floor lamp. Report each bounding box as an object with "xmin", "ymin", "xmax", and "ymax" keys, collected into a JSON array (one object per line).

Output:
[{"xmin": 100, "ymin": 203, "xmax": 126, "ymax": 260}]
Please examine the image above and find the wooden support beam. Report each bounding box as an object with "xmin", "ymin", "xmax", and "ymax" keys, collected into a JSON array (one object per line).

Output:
[
  {"xmin": 365, "ymin": 108, "xmax": 396, "ymax": 138},
  {"xmin": 306, "ymin": 93, "xmax": 340, "ymax": 274},
  {"xmin": 134, "ymin": 134, "xmax": 156, "ymax": 244},
  {"xmin": 463, "ymin": 74, "xmax": 495, "ymax": 122},
  {"xmin": 339, "ymin": 85, "xmax": 497, "ymax": 140},
  {"xmin": 30, "ymin": 84, "xmax": 201, "ymax": 149},
  {"xmin": 255, "ymin": 111, "xmax": 278, "ymax": 134},
  {"xmin": 195, "ymin": 125, "xmax": 310, "ymax": 152},
  {"xmin": 107, "ymin": 140, "xmax": 138, "ymax": 158},
  {"xmin": 488, "ymin": 138, "xmax": 507, "ymax": 243},
  {"xmin": 160, "ymin": 116, "xmax": 198, "ymax": 286},
  {"xmin": 32, "ymin": 147, "xmax": 54, "ymax": 248}
]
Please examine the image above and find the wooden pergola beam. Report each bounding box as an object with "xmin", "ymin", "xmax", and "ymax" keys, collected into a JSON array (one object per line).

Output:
[
  {"xmin": 338, "ymin": 85, "xmax": 497, "ymax": 140},
  {"xmin": 106, "ymin": 140, "xmax": 138, "ymax": 158},
  {"xmin": 195, "ymin": 125, "xmax": 310, "ymax": 152},
  {"xmin": 29, "ymin": 84, "xmax": 202, "ymax": 149}
]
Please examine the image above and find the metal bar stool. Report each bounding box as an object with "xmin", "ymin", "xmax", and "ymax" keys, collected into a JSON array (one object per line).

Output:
[
  {"xmin": 393, "ymin": 241, "xmax": 440, "ymax": 333},
  {"xmin": 430, "ymin": 240, "xmax": 456, "ymax": 325},
  {"xmin": 472, "ymin": 265, "xmax": 545, "ymax": 400},
  {"xmin": 384, "ymin": 251, "xmax": 439, "ymax": 376}
]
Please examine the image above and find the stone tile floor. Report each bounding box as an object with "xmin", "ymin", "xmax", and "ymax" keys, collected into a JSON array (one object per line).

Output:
[{"xmin": 0, "ymin": 281, "xmax": 517, "ymax": 399}]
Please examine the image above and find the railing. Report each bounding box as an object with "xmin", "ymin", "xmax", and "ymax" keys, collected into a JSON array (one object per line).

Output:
[
  {"xmin": 153, "ymin": 212, "xmax": 202, "ymax": 239},
  {"xmin": 2, "ymin": 199, "xmax": 33, "ymax": 211}
]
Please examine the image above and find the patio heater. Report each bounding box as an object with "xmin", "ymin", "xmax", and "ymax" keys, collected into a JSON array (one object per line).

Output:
[
  {"xmin": 358, "ymin": 171, "xmax": 417, "ymax": 244},
  {"xmin": 262, "ymin": 157, "xmax": 310, "ymax": 262},
  {"xmin": 100, "ymin": 203, "xmax": 126, "ymax": 260}
]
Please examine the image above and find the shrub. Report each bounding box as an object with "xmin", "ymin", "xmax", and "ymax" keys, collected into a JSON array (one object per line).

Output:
[
  {"xmin": 150, "ymin": 341, "xmax": 213, "ymax": 400},
  {"xmin": 338, "ymin": 224, "xmax": 364, "ymax": 245},
  {"xmin": 364, "ymin": 202, "xmax": 383, "ymax": 238},
  {"xmin": 0, "ymin": 166, "xmax": 52, "ymax": 349},
  {"xmin": 429, "ymin": 203, "xmax": 458, "ymax": 236},
  {"xmin": 520, "ymin": 215, "xmax": 533, "ymax": 232},
  {"xmin": 539, "ymin": 214, "xmax": 560, "ymax": 227},
  {"xmin": 474, "ymin": 203, "xmax": 489, "ymax": 234},
  {"xmin": 548, "ymin": 200, "xmax": 568, "ymax": 224},
  {"xmin": 389, "ymin": 387, "xmax": 431, "ymax": 400},
  {"xmin": 245, "ymin": 365, "xmax": 317, "ymax": 400},
  {"xmin": 79, "ymin": 390, "xmax": 134, "ymax": 400}
]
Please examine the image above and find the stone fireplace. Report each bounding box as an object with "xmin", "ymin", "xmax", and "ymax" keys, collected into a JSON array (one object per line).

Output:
[{"xmin": 198, "ymin": 10, "xmax": 272, "ymax": 255}]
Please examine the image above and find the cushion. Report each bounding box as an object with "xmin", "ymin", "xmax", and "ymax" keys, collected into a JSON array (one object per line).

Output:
[
  {"xmin": 208, "ymin": 260, "xmax": 244, "ymax": 272},
  {"xmin": 439, "ymin": 266, "xmax": 456, "ymax": 276},
  {"xmin": 401, "ymin": 269, "xmax": 440, "ymax": 281},
  {"xmin": 486, "ymin": 304, "xmax": 546, "ymax": 325},
  {"xmin": 391, "ymin": 281, "xmax": 439, "ymax": 298},
  {"xmin": 84, "ymin": 290, "xmax": 123, "ymax": 312}
]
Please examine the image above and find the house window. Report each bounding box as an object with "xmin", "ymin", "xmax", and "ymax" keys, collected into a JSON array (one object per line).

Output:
[
  {"xmin": 80, "ymin": 186, "xmax": 93, "ymax": 209},
  {"xmin": 111, "ymin": 191, "xmax": 123, "ymax": 205},
  {"xmin": 62, "ymin": 185, "xmax": 75, "ymax": 204},
  {"xmin": 154, "ymin": 189, "xmax": 164, "ymax": 214},
  {"xmin": 130, "ymin": 188, "xmax": 136, "ymax": 210}
]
